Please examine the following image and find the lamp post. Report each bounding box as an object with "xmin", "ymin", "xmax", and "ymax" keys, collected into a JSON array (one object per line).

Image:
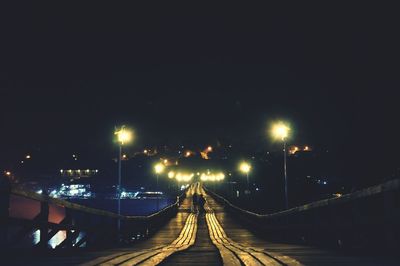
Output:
[
  {"xmin": 271, "ymin": 121, "xmax": 290, "ymax": 209},
  {"xmin": 114, "ymin": 126, "xmax": 133, "ymax": 232},
  {"xmin": 154, "ymin": 163, "xmax": 165, "ymax": 210},
  {"xmin": 239, "ymin": 162, "xmax": 251, "ymax": 194}
]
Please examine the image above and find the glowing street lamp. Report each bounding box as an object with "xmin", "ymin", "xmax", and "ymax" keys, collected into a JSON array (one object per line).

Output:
[
  {"xmin": 154, "ymin": 163, "xmax": 165, "ymax": 210},
  {"xmin": 114, "ymin": 125, "xmax": 133, "ymax": 232},
  {"xmin": 270, "ymin": 121, "xmax": 291, "ymax": 209},
  {"xmin": 239, "ymin": 162, "xmax": 251, "ymax": 192}
]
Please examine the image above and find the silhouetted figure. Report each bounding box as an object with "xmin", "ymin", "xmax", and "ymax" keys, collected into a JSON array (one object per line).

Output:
[
  {"xmin": 0, "ymin": 174, "xmax": 11, "ymax": 246},
  {"xmin": 198, "ymin": 195, "xmax": 206, "ymax": 212},
  {"xmin": 192, "ymin": 193, "xmax": 199, "ymax": 212}
]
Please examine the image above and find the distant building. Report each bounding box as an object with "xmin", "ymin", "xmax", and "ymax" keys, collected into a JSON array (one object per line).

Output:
[
  {"xmin": 59, "ymin": 169, "xmax": 99, "ymax": 179},
  {"xmin": 288, "ymin": 145, "xmax": 313, "ymax": 155}
]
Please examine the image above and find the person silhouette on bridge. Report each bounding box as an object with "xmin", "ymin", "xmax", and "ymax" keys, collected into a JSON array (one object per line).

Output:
[
  {"xmin": 192, "ymin": 193, "xmax": 199, "ymax": 211},
  {"xmin": 198, "ymin": 194, "xmax": 206, "ymax": 213}
]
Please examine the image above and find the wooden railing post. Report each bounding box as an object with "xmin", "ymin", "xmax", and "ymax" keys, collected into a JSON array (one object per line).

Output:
[
  {"xmin": 0, "ymin": 176, "xmax": 11, "ymax": 247},
  {"xmin": 38, "ymin": 200, "xmax": 49, "ymax": 248}
]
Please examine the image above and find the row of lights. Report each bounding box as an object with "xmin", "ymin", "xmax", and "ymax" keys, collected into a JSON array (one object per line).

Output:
[{"xmin": 60, "ymin": 169, "xmax": 99, "ymax": 174}]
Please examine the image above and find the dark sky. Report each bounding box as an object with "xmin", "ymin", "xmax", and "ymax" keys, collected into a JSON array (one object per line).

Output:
[{"xmin": 1, "ymin": 3, "xmax": 399, "ymax": 183}]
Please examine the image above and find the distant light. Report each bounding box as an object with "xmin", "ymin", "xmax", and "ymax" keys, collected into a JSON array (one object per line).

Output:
[
  {"xmin": 60, "ymin": 169, "xmax": 63, "ymax": 173},
  {"xmin": 122, "ymin": 154, "xmax": 127, "ymax": 159},
  {"xmin": 270, "ymin": 121, "xmax": 290, "ymax": 141},
  {"xmin": 239, "ymin": 162, "xmax": 251, "ymax": 174},
  {"xmin": 72, "ymin": 154, "xmax": 76, "ymax": 158},
  {"xmin": 185, "ymin": 151, "xmax": 191, "ymax": 157},
  {"xmin": 25, "ymin": 155, "xmax": 31, "ymax": 159},
  {"xmin": 36, "ymin": 189, "xmax": 43, "ymax": 194},
  {"xmin": 256, "ymin": 188, "xmax": 259, "ymax": 191},
  {"xmin": 207, "ymin": 146, "xmax": 213, "ymax": 152},
  {"xmin": 163, "ymin": 159, "xmax": 168, "ymax": 164},
  {"xmin": 115, "ymin": 126, "xmax": 133, "ymax": 145},
  {"xmin": 144, "ymin": 149, "xmax": 148, "ymax": 154},
  {"xmin": 168, "ymin": 171, "xmax": 175, "ymax": 179},
  {"xmin": 5, "ymin": 171, "xmax": 11, "ymax": 176},
  {"xmin": 323, "ymin": 181, "xmax": 327, "ymax": 185},
  {"xmin": 154, "ymin": 163, "xmax": 165, "ymax": 174}
]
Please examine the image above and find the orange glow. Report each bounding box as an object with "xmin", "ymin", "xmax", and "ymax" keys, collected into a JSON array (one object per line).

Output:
[{"xmin": 288, "ymin": 146, "xmax": 299, "ymax": 155}]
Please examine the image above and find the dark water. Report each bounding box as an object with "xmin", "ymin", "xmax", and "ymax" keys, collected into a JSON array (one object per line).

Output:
[{"xmin": 71, "ymin": 198, "xmax": 176, "ymax": 216}]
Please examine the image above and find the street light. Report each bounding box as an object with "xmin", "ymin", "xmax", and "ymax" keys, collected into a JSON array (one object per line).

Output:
[
  {"xmin": 114, "ymin": 125, "xmax": 133, "ymax": 232},
  {"xmin": 239, "ymin": 162, "xmax": 251, "ymax": 193},
  {"xmin": 154, "ymin": 163, "xmax": 165, "ymax": 210},
  {"xmin": 270, "ymin": 121, "xmax": 291, "ymax": 209}
]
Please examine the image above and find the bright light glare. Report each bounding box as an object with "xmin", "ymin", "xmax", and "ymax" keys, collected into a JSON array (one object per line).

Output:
[
  {"xmin": 239, "ymin": 162, "xmax": 251, "ymax": 174},
  {"xmin": 175, "ymin": 172, "xmax": 194, "ymax": 182},
  {"xmin": 200, "ymin": 172, "xmax": 225, "ymax": 182},
  {"xmin": 271, "ymin": 122, "xmax": 290, "ymax": 141},
  {"xmin": 168, "ymin": 171, "xmax": 175, "ymax": 179},
  {"xmin": 154, "ymin": 163, "xmax": 165, "ymax": 174},
  {"xmin": 115, "ymin": 126, "xmax": 133, "ymax": 145}
]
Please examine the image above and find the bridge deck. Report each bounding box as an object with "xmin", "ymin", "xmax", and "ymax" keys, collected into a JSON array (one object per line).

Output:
[
  {"xmin": 160, "ymin": 212, "xmax": 222, "ymax": 266},
  {"xmin": 205, "ymin": 190, "xmax": 398, "ymax": 266},
  {"xmin": 5, "ymin": 189, "xmax": 194, "ymax": 266},
  {"xmin": 4, "ymin": 183, "xmax": 399, "ymax": 265}
]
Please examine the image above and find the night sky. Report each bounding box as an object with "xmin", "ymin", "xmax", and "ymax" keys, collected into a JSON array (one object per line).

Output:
[{"xmin": 1, "ymin": 3, "xmax": 399, "ymax": 185}]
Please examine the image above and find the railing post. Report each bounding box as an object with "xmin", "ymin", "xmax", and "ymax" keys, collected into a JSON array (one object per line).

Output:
[
  {"xmin": 0, "ymin": 176, "xmax": 11, "ymax": 247},
  {"xmin": 384, "ymin": 188, "xmax": 396, "ymax": 250},
  {"xmin": 65, "ymin": 208, "xmax": 73, "ymax": 248},
  {"xmin": 39, "ymin": 200, "xmax": 49, "ymax": 248}
]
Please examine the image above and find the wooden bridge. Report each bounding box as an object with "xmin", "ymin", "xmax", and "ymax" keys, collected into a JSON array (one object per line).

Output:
[{"xmin": 2, "ymin": 180, "xmax": 400, "ymax": 265}]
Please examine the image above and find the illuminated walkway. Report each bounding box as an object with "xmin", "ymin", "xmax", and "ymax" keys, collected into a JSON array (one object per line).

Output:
[{"xmin": 6, "ymin": 183, "xmax": 398, "ymax": 265}]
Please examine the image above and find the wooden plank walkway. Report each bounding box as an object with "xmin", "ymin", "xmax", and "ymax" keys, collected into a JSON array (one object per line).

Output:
[
  {"xmin": 4, "ymin": 182, "xmax": 399, "ymax": 265},
  {"xmin": 203, "ymin": 186, "xmax": 399, "ymax": 266},
  {"xmin": 160, "ymin": 212, "xmax": 222, "ymax": 266},
  {"xmin": 4, "ymin": 186, "xmax": 196, "ymax": 266}
]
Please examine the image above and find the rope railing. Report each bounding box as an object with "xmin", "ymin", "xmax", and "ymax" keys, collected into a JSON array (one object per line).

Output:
[
  {"xmin": 206, "ymin": 178, "xmax": 400, "ymax": 219},
  {"xmin": 5, "ymin": 187, "xmax": 187, "ymax": 249},
  {"xmin": 205, "ymin": 178, "xmax": 400, "ymax": 250},
  {"xmin": 11, "ymin": 187, "xmax": 185, "ymax": 220}
]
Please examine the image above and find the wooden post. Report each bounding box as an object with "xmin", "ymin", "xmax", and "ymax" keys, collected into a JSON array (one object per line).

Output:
[
  {"xmin": 65, "ymin": 208, "xmax": 73, "ymax": 248},
  {"xmin": 383, "ymin": 189, "xmax": 396, "ymax": 250},
  {"xmin": 0, "ymin": 176, "xmax": 11, "ymax": 247},
  {"xmin": 39, "ymin": 200, "xmax": 49, "ymax": 248}
]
